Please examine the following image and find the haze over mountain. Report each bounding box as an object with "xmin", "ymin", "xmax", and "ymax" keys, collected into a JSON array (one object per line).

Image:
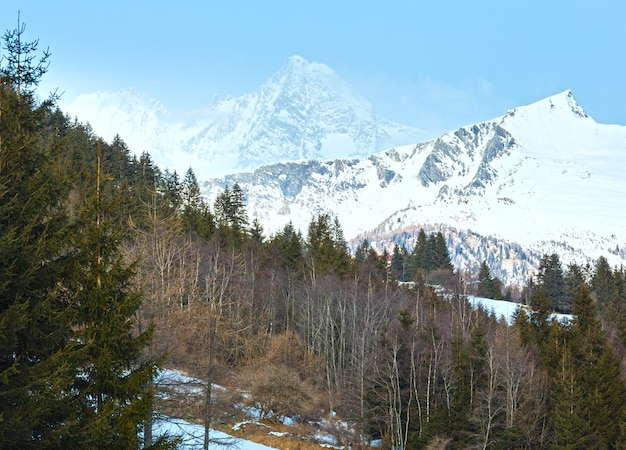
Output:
[
  {"xmin": 65, "ymin": 55, "xmax": 426, "ymax": 178},
  {"xmin": 64, "ymin": 54, "xmax": 625, "ymax": 286},
  {"xmin": 201, "ymin": 90, "xmax": 626, "ymax": 286}
]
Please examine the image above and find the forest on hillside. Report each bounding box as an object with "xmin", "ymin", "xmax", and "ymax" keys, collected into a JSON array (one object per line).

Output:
[{"xmin": 2, "ymin": 21, "xmax": 626, "ymax": 450}]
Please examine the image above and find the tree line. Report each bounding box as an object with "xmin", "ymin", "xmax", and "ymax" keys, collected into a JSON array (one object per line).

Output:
[{"xmin": 2, "ymin": 20, "xmax": 626, "ymax": 449}]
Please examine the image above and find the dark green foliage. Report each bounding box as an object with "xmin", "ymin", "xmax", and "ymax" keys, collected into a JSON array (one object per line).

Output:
[
  {"xmin": 0, "ymin": 22, "xmax": 170, "ymax": 447},
  {"xmin": 180, "ymin": 168, "xmax": 214, "ymax": 240},
  {"xmin": 160, "ymin": 169, "xmax": 182, "ymax": 214},
  {"xmin": 58, "ymin": 150, "xmax": 161, "ymax": 447},
  {"xmin": 390, "ymin": 243, "xmax": 410, "ymax": 281},
  {"xmin": 354, "ymin": 238, "xmax": 376, "ymax": 266},
  {"xmin": 0, "ymin": 38, "xmax": 77, "ymax": 447},
  {"xmin": 405, "ymin": 229, "xmax": 454, "ymax": 281},
  {"xmin": 429, "ymin": 232, "xmax": 453, "ymax": 272},
  {"xmin": 410, "ymin": 228, "xmax": 429, "ymax": 275},
  {"xmin": 537, "ymin": 253, "xmax": 567, "ymax": 313},
  {"xmin": 592, "ymin": 256, "xmax": 616, "ymax": 305},
  {"xmin": 305, "ymin": 213, "xmax": 351, "ymax": 278},
  {"xmin": 213, "ymin": 183, "xmax": 249, "ymax": 248},
  {"xmin": 1, "ymin": 13, "xmax": 51, "ymax": 97},
  {"xmin": 562, "ymin": 263, "xmax": 585, "ymax": 315},
  {"xmin": 267, "ymin": 221, "xmax": 303, "ymax": 271},
  {"xmin": 249, "ymin": 218, "xmax": 265, "ymax": 245},
  {"xmin": 477, "ymin": 260, "xmax": 502, "ymax": 299},
  {"xmin": 520, "ymin": 280, "xmax": 626, "ymax": 449},
  {"xmin": 570, "ymin": 285, "xmax": 626, "ymax": 448},
  {"xmin": 550, "ymin": 346, "xmax": 598, "ymax": 449}
]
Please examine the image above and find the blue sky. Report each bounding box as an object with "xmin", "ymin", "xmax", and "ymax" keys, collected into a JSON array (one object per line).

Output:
[{"xmin": 2, "ymin": 0, "xmax": 625, "ymax": 134}]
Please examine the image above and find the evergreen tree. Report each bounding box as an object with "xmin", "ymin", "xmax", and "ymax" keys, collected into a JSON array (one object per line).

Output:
[
  {"xmin": 537, "ymin": 254, "xmax": 566, "ymax": 313},
  {"xmin": 265, "ymin": 222, "xmax": 304, "ymax": 277},
  {"xmin": 354, "ymin": 239, "xmax": 372, "ymax": 266},
  {"xmin": 181, "ymin": 167, "xmax": 202, "ymax": 212},
  {"xmin": 550, "ymin": 345, "xmax": 598, "ymax": 449},
  {"xmin": 180, "ymin": 168, "xmax": 214, "ymax": 240},
  {"xmin": 592, "ymin": 256, "xmax": 617, "ymax": 307},
  {"xmin": 409, "ymin": 228, "xmax": 429, "ymax": 276},
  {"xmin": 279, "ymin": 221, "xmax": 303, "ymax": 270},
  {"xmin": 249, "ymin": 218, "xmax": 265, "ymax": 245},
  {"xmin": 569, "ymin": 285, "xmax": 626, "ymax": 448},
  {"xmin": 1, "ymin": 12, "xmax": 51, "ymax": 99},
  {"xmin": 390, "ymin": 243, "xmax": 408, "ymax": 281},
  {"xmin": 0, "ymin": 23, "xmax": 76, "ymax": 447},
  {"xmin": 477, "ymin": 260, "xmax": 496, "ymax": 298},
  {"xmin": 331, "ymin": 216, "xmax": 352, "ymax": 277},
  {"xmin": 213, "ymin": 183, "xmax": 249, "ymax": 248},
  {"xmin": 306, "ymin": 214, "xmax": 340, "ymax": 276},
  {"xmin": 562, "ymin": 263, "xmax": 585, "ymax": 314},
  {"xmin": 429, "ymin": 231, "xmax": 453, "ymax": 272},
  {"xmin": 445, "ymin": 327, "xmax": 484, "ymax": 446},
  {"xmin": 160, "ymin": 169, "xmax": 182, "ymax": 214},
  {"xmin": 525, "ymin": 284, "xmax": 554, "ymax": 352},
  {"xmin": 62, "ymin": 141, "xmax": 166, "ymax": 447}
]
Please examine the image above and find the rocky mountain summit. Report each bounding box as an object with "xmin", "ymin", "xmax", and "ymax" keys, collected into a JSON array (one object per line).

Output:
[
  {"xmin": 201, "ymin": 90, "xmax": 626, "ymax": 286},
  {"xmin": 65, "ymin": 55, "xmax": 424, "ymax": 178}
]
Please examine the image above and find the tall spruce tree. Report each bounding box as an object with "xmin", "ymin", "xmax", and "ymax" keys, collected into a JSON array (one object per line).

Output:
[
  {"xmin": 180, "ymin": 168, "xmax": 214, "ymax": 240},
  {"xmin": 429, "ymin": 231, "xmax": 453, "ymax": 272},
  {"xmin": 409, "ymin": 228, "xmax": 429, "ymax": 276},
  {"xmin": 390, "ymin": 244, "xmax": 408, "ymax": 281},
  {"xmin": 477, "ymin": 260, "xmax": 496, "ymax": 298},
  {"xmin": 569, "ymin": 284, "xmax": 626, "ymax": 448},
  {"xmin": 63, "ymin": 141, "xmax": 169, "ymax": 447},
  {"xmin": 537, "ymin": 254, "xmax": 566, "ymax": 313},
  {"xmin": 0, "ymin": 20, "xmax": 77, "ymax": 448},
  {"xmin": 306, "ymin": 214, "xmax": 339, "ymax": 276},
  {"xmin": 213, "ymin": 183, "xmax": 249, "ymax": 248},
  {"xmin": 562, "ymin": 263, "xmax": 585, "ymax": 314},
  {"xmin": 550, "ymin": 345, "xmax": 597, "ymax": 448}
]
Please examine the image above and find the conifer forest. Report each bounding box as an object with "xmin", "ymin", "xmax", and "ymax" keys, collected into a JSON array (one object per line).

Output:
[{"xmin": 2, "ymin": 21, "xmax": 626, "ymax": 450}]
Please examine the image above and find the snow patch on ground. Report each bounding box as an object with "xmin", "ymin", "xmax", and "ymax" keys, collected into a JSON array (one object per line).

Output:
[
  {"xmin": 469, "ymin": 295, "xmax": 573, "ymax": 324},
  {"xmin": 153, "ymin": 414, "xmax": 278, "ymax": 450}
]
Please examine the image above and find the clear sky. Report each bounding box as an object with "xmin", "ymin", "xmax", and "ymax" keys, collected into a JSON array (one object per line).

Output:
[{"xmin": 2, "ymin": 0, "xmax": 625, "ymax": 134}]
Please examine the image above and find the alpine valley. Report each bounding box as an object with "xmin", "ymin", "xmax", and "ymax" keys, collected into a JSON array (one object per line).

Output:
[{"xmin": 66, "ymin": 57, "xmax": 626, "ymax": 287}]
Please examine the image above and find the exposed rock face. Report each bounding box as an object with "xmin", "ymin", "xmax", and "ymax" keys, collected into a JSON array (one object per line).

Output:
[{"xmin": 201, "ymin": 90, "xmax": 626, "ymax": 286}]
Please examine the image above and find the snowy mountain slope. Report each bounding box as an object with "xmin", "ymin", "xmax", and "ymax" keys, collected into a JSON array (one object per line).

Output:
[
  {"xmin": 64, "ymin": 55, "xmax": 425, "ymax": 178},
  {"xmin": 201, "ymin": 90, "xmax": 626, "ymax": 285}
]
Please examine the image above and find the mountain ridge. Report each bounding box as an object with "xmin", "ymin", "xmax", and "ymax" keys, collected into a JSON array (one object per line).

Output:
[
  {"xmin": 64, "ymin": 55, "xmax": 425, "ymax": 178},
  {"xmin": 200, "ymin": 90, "xmax": 626, "ymax": 286}
]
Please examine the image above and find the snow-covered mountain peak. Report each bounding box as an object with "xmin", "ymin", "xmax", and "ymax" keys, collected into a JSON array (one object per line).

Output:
[
  {"xmin": 201, "ymin": 90, "xmax": 626, "ymax": 286},
  {"xmin": 259, "ymin": 55, "xmax": 374, "ymax": 120},
  {"xmin": 495, "ymin": 90, "xmax": 605, "ymax": 159},
  {"xmin": 501, "ymin": 90, "xmax": 589, "ymax": 130},
  {"xmin": 64, "ymin": 56, "xmax": 424, "ymax": 178},
  {"xmin": 278, "ymin": 55, "xmax": 336, "ymax": 80}
]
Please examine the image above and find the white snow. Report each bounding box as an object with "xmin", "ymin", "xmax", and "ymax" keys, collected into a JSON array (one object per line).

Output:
[
  {"xmin": 63, "ymin": 56, "xmax": 425, "ymax": 178},
  {"xmin": 153, "ymin": 414, "xmax": 278, "ymax": 450},
  {"xmin": 151, "ymin": 369, "xmax": 278, "ymax": 449},
  {"xmin": 468, "ymin": 296, "xmax": 573, "ymax": 324},
  {"xmin": 203, "ymin": 90, "xmax": 626, "ymax": 285},
  {"xmin": 67, "ymin": 64, "xmax": 626, "ymax": 288}
]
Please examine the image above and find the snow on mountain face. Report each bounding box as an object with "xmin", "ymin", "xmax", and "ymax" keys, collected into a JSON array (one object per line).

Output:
[
  {"xmin": 201, "ymin": 90, "xmax": 626, "ymax": 286},
  {"xmin": 64, "ymin": 55, "xmax": 425, "ymax": 178}
]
